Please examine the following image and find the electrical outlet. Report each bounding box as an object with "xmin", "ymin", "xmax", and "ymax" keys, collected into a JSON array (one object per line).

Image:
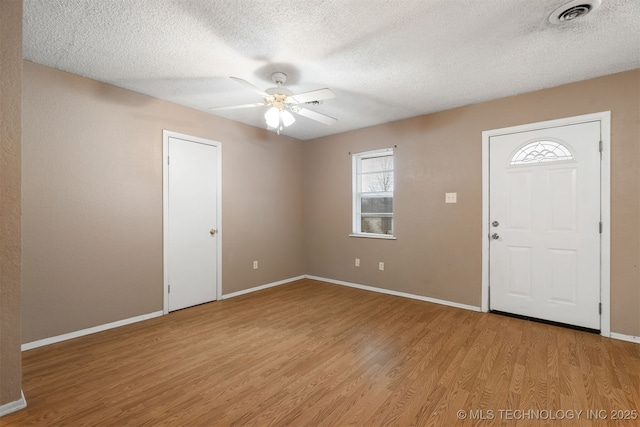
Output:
[
  {"xmin": 379, "ymin": 262, "xmax": 384, "ymax": 271},
  {"xmin": 253, "ymin": 260, "xmax": 258, "ymax": 270},
  {"xmin": 355, "ymin": 258, "xmax": 360, "ymax": 267}
]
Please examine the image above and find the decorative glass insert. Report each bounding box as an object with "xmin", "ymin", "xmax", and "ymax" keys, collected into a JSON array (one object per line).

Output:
[{"xmin": 510, "ymin": 140, "xmax": 574, "ymax": 165}]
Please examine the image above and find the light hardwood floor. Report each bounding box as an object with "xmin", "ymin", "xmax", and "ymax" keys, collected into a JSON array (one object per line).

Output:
[{"xmin": 3, "ymin": 279, "xmax": 639, "ymax": 426}]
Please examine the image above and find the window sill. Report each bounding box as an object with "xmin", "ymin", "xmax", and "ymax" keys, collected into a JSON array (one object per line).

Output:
[{"xmin": 349, "ymin": 233, "xmax": 397, "ymax": 240}]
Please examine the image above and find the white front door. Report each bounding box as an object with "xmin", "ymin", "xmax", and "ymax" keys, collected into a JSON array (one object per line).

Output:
[
  {"xmin": 165, "ymin": 133, "xmax": 220, "ymax": 312},
  {"xmin": 489, "ymin": 121, "xmax": 601, "ymax": 330}
]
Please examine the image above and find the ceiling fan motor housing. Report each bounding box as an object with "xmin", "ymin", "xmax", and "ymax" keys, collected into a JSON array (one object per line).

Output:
[
  {"xmin": 264, "ymin": 72, "xmax": 294, "ymax": 110},
  {"xmin": 265, "ymin": 93, "xmax": 291, "ymax": 111}
]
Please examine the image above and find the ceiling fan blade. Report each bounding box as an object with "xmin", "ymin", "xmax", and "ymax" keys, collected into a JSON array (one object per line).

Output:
[
  {"xmin": 209, "ymin": 102, "xmax": 266, "ymax": 110},
  {"xmin": 294, "ymin": 107, "xmax": 337, "ymax": 125},
  {"xmin": 291, "ymin": 88, "xmax": 336, "ymax": 104},
  {"xmin": 229, "ymin": 76, "xmax": 268, "ymax": 97}
]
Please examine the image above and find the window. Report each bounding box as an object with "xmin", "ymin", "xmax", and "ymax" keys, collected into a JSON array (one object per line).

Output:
[
  {"xmin": 510, "ymin": 140, "xmax": 574, "ymax": 165},
  {"xmin": 351, "ymin": 148, "xmax": 394, "ymax": 238}
]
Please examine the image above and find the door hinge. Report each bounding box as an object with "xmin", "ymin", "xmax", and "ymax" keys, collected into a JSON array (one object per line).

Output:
[
  {"xmin": 167, "ymin": 156, "xmax": 170, "ymax": 165},
  {"xmin": 168, "ymin": 285, "xmax": 170, "ymax": 294},
  {"xmin": 599, "ymin": 141, "xmax": 603, "ymax": 154},
  {"xmin": 599, "ymin": 221, "xmax": 603, "ymax": 234},
  {"xmin": 599, "ymin": 302, "xmax": 602, "ymax": 315}
]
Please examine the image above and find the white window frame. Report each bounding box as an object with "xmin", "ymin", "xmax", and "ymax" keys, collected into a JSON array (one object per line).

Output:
[{"xmin": 350, "ymin": 148, "xmax": 396, "ymax": 239}]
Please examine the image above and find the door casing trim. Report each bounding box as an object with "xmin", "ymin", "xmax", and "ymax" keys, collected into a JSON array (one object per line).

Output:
[
  {"xmin": 162, "ymin": 130, "xmax": 223, "ymax": 314},
  {"xmin": 481, "ymin": 112, "xmax": 611, "ymax": 337}
]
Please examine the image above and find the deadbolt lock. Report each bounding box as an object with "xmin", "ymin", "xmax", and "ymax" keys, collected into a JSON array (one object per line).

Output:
[{"xmin": 492, "ymin": 221, "xmax": 499, "ymax": 227}]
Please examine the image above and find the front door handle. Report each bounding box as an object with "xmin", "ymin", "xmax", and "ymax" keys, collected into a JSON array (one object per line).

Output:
[
  {"xmin": 210, "ymin": 229, "xmax": 217, "ymax": 235},
  {"xmin": 491, "ymin": 233, "xmax": 500, "ymax": 240}
]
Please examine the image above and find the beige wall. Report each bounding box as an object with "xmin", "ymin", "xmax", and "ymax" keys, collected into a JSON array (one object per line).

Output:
[
  {"xmin": 16, "ymin": 60, "xmax": 640, "ymax": 345},
  {"xmin": 0, "ymin": 0, "xmax": 23, "ymax": 407},
  {"xmin": 21, "ymin": 61, "xmax": 306, "ymax": 343},
  {"xmin": 304, "ymin": 70, "xmax": 640, "ymax": 336}
]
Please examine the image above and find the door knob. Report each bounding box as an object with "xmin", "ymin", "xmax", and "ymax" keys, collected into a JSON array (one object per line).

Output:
[
  {"xmin": 491, "ymin": 233, "xmax": 500, "ymax": 240},
  {"xmin": 210, "ymin": 229, "xmax": 217, "ymax": 235}
]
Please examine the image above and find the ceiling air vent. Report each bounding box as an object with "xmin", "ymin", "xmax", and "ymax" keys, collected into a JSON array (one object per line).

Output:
[{"xmin": 549, "ymin": 0, "xmax": 601, "ymax": 24}]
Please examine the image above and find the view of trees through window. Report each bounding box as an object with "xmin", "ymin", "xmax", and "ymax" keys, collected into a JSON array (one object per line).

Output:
[{"xmin": 354, "ymin": 150, "xmax": 394, "ymax": 235}]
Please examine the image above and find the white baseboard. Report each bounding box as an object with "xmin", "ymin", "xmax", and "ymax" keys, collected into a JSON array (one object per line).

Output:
[
  {"xmin": 22, "ymin": 311, "xmax": 164, "ymax": 351},
  {"xmin": 610, "ymin": 332, "xmax": 640, "ymax": 345},
  {"xmin": 0, "ymin": 390, "xmax": 26, "ymax": 417},
  {"xmin": 306, "ymin": 277, "xmax": 640, "ymax": 344},
  {"xmin": 306, "ymin": 275, "xmax": 482, "ymax": 312},
  {"xmin": 21, "ymin": 276, "xmax": 306, "ymax": 351},
  {"xmin": 222, "ymin": 275, "xmax": 306, "ymax": 299},
  {"xmin": 19, "ymin": 279, "xmax": 636, "ymax": 353}
]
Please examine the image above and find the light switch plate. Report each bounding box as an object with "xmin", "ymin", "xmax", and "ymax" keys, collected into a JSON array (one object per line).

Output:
[{"xmin": 445, "ymin": 192, "xmax": 457, "ymax": 203}]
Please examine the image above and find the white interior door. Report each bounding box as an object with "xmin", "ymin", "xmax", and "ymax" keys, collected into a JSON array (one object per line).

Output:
[
  {"xmin": 489, "ymin": 121, "xmax": 601, "ymax": 330},
  {"xmin": 166, "ymin": 135, "xmax": 219, "ymax": 312}
]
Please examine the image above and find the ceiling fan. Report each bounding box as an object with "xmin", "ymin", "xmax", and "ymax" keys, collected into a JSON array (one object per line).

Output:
[{"xmin": 211, "ymin": 72, "xmax": 337, "ymax": 134}]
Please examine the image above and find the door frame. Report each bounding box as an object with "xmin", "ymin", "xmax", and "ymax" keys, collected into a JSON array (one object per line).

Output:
[
  {"xmin": 162, "ymin": 130, "xmax": 223, "ymax": 314},
  {"xmin": 481, "ymin": 112, "xmax": 611, "ymax": 336}
]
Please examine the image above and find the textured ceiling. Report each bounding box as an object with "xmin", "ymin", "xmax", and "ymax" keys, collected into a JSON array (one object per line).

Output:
[{"xmin": 23, "ymin": 0, "xmax": 640, "ymax": 140}]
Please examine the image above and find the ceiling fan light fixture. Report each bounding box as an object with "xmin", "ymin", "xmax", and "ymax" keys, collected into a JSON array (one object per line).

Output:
[
  {"xmin": 264, "ymin": 107, "xmax": 281, "ymax": 128},
  {"xmin": 264, "ymin": 107, "xmax": 295, "ymax": 134},
  {"xmin": 281, "ymin": 110, "xmax": 295, "ymax": 127}
]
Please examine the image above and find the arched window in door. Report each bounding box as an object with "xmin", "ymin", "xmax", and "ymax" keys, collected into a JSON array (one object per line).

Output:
[{"xmin": 510, "ymin": 140, "xmax": 574, "ymax": 165}]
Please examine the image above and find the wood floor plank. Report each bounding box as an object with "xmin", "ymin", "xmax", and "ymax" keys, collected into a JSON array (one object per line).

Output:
[{"xmin": 2, "ymin": 279, "xmax": 639, "ymax": 426}]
